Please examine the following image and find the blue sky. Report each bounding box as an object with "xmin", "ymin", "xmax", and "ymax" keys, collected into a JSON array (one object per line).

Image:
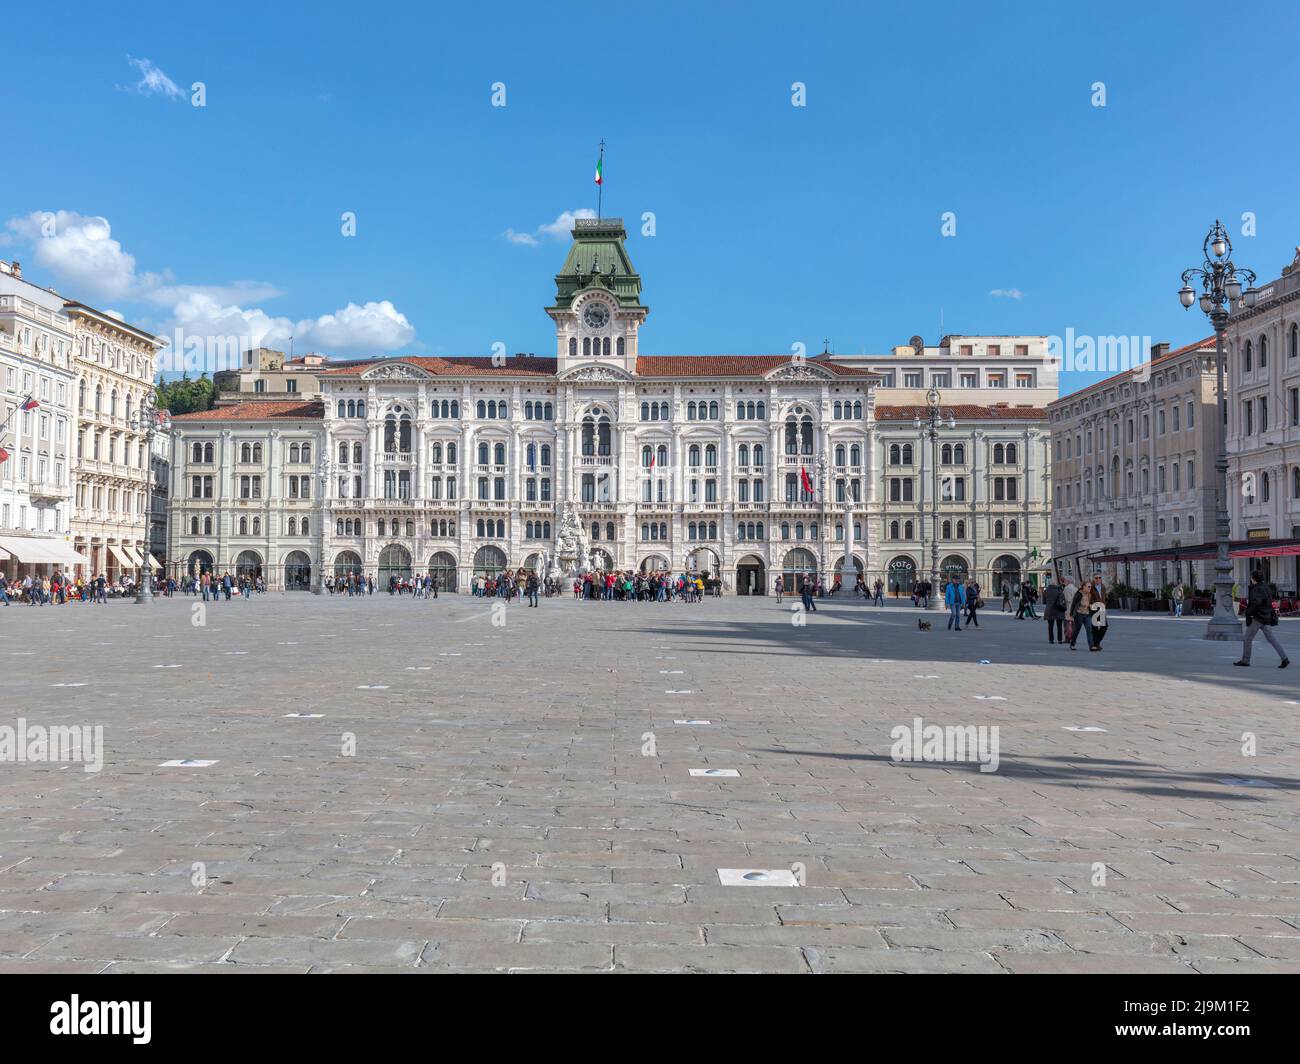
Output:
[{"xmin": 2, "ymin": 0, "xmax": 1297, "ymax": 397}]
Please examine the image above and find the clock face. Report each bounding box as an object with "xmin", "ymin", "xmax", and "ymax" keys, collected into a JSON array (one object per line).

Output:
[{"xmin": 582, "ymin": 302, "xmax": 610, "ymax": 330}]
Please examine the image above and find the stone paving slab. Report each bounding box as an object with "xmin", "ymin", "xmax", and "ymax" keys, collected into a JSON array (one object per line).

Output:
[{"xmin": 1, "ymin": 595, "xmax": 1298, "ymax": 972}]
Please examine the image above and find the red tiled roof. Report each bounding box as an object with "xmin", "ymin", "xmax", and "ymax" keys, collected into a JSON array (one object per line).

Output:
[
  {"xmin": 875, "ymin": 404, "xmax": 1049, "ymax": 421},
  {"xmin": 320, "ymin": 354, "xmax": 873, "ymax": 379},
  {"xmin": 169, "ymin": 401, "xmax": 325, "ymax": 422},
  {"xmin": 1049, "ymin": 337, "xmax": 1215, "ymax": 406},
  {"xmin": 636, "ymin": 356, "xmax": 871, "ymax": 378},
  {"xmin": 321, "ymin": 356, "xmax": 556, "ymax": 377}
]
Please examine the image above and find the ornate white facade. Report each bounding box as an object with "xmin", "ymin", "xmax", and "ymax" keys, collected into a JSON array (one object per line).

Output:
[
  {"xmin": 0, "ymin": 260, "xmax": 79, "ymax": 578},
  {"xmin": 167, "ymin": 218, "xmax": 1055, "ymax": 592},
  {"xmin": 66, "ymin": 302, "xmax": 165, "ymax": 581}
]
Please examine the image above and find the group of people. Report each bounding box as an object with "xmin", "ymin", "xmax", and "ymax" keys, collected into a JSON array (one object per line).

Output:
[
  {"xmin": 1039, "ymin": 574, "xmax": 1109, "ymax": 651},
  {"xmin": 176, "ymin": 571, "xmax": 265, "ymax": 600},
  {"xmin": 0, "ymin": 570, "xmax": 145, "ymax": 605}
]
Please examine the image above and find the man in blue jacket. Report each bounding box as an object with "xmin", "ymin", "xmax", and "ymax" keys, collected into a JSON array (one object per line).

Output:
[{"xmin": 944, "ymin": 574, "xmax": 966, "ymax": 631}]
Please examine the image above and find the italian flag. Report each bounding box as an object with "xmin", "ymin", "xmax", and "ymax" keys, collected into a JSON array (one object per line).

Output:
[{"xmin": 594, "ymin": 158, "xmax": 603, "ymax": 185}]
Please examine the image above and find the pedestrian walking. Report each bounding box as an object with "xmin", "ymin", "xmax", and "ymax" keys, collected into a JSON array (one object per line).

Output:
[
  {"xmin": 1042, "ymin": 577, "xmax": 1067, "ymax": 644},
  {"xmin": 1234, "ymin": 570, "xmax": 1290, "ymax": 668},
  {"xmin": 944, "ymin": 574, "xmax": 965, "ymax": 631}
]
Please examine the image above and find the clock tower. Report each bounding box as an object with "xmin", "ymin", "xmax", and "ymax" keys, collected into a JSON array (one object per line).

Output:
[{"xmin": 547, "ymin": 216, "xmax": 648, "ymax": 374}]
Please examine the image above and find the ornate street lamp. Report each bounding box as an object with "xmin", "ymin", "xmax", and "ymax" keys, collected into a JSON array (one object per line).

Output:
[
  {"xmin": 1179, "ymin": 219, "xmax": 1256, "ymax": 640},
  {"xmin": 129, "ymin": 392, "xmax": 170, "ymax": 604},
  {"xmin": 915, "ymin": 387, "xmax": 955, "ymax": 609}
]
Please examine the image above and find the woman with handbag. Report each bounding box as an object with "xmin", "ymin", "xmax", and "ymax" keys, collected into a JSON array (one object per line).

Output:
[
  {"xmin": 1234, "ymin": 570, "xmax": 1290, "ymax": 668},
  {"xmin": 964, "ymin": 579, "xmax": 982, "ymax": 627}
]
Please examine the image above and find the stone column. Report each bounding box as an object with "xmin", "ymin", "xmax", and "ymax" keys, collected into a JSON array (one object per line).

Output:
[{"xmin": 840, "ymin": 502, "xmax": 857, "ymax": 591}]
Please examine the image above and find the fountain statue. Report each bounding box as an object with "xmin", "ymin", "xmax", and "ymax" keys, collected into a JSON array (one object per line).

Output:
[{"xmin": 550, "ymin": 501, "xmax": 590, "ymax": 581}]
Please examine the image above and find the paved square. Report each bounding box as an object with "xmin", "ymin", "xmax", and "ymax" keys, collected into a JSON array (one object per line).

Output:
[{"xmin": 1, "ymin": 594, "xmax": 1298, "ymax": 973}]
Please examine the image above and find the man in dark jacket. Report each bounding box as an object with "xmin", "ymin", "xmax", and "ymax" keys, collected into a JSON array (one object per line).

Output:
[
  {"xmin": 1234, "ymin": 570, "xmax": 1289, "ymax": 668},
  {"xmin": 1042, "ymin": 579, "xmax": 1067, "ymax": 644}
]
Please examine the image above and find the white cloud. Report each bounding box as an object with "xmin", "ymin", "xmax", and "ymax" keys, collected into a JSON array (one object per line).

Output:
[
  {"xmin": 124, "ymin": 56, "xmax": 185, "ymax": 101},
  {"xmin": 169, "ymin": 292, "xmax": 415, "ymax": 355},
  {"xmin": 6, "ymin": 211, "xmax": 138, "ymax": 300},
  {"xmin": 989, "ymin": 288, "xmax": 1024, "ymax": 300},
  {"xmin": 303, "ymin": 300, "xmax": 415, "ymax": 350},
  {"xmin": 504, "ymin": 208, "xmax": 596, "ymax": 247},
  {"xmin": 5, "ymin": 209, "xmax": 417, "ymax": 359}
]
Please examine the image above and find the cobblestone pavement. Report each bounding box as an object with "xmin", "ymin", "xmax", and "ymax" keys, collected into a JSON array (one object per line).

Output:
[{"xmin": 1, "ymin": 592, "xmax": 1298, "ymax": 973}]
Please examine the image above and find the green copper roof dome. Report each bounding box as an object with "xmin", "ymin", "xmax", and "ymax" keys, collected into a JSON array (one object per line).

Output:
[{"xmin": 548, "ymin": 217, "xmax": 645, "ymax": 311}]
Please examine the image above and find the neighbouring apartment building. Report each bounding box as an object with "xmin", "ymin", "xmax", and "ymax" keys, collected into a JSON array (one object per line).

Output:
[
  {"xmin": 1223, "ymin": 246, "xmax": 1300, "ymax": 593},
  {"xmin": 1048, "ymin": 337, "xmax": 1220, "ymax": 590}
]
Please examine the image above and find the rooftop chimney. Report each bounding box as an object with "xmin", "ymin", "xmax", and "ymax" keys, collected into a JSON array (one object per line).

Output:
[
  {"xmin": 1150, "ymin": 341, "xmax": 1170, "ymax": 361},
  {"xmin": 11, "ymin": 260, "xmax": 20, "ymax": 278}
]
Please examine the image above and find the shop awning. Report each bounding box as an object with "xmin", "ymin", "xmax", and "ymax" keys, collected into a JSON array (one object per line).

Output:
[
  {"xmin": 0, "ymin": 535, "xmax": 89, "ymax": 566},
  {"xmin": 1089, "ymin": 537, "xmax": 1300, "ymax": 565},
  {"xmin": 121, "ymin": 545, "xmax": 144, "ymax": 567},
  {"xmin": 107, "ymin": 544, "xmax": 135, "ymax": 567},
  {"xmin": 144, "ymin": 553, "xmax": 162, "ymax": 570}
]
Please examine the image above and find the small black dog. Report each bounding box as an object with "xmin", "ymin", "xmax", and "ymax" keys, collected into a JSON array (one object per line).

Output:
[{"xmin": 917, "ymin": 619, "xmax": 932, "ymax": 631}]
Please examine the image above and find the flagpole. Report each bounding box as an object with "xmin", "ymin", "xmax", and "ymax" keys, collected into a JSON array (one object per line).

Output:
[{"xmin": 597, "ymin": 139, "xmax": 605, "ymax": 220}]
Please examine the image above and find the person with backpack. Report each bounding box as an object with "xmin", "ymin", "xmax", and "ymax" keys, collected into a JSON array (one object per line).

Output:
[{"xmin": 1234, "ymin": 570, "xmax": 1289, "ymax": 668}]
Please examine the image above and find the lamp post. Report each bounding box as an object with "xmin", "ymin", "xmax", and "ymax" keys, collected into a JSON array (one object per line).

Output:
[
  {"xmin": 315, "ymin": 454, "xmax": 332, "ymax": 595},
  {"xmin": 129, "ymin": 392, "xmax": 170, "ymax": 604},
  {"xmin": 915, "ymin": 387, "xmax": 954, "ymax": 609},
  {"xmin": 1179, "ymin": 219, "xmax": 1256, "ymax": 640}
]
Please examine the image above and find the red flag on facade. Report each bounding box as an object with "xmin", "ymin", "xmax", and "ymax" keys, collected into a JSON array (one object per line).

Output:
[
  {"xmin": 19, "ymin": 397, "xmax": 39, "ymax": 411},
  {"xmin": 0, "ymin": 446, "xmax": 9, "ymax": 464},
  {"xmin": 800, "ymin": 466, "xmax": 814, "ymax": 496}
]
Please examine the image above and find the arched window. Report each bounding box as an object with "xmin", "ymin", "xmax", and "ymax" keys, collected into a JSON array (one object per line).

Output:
[
  {"xmin": 941, "ymin": 444, "xmax": 952, "ymax": 464},
  {"xmin": 709, "ymin": 401, "xmax": 719, "ymax": 420},
  {"xmin": 569, "ymin": 337, "xmax": 578, "ymax": 357},
  {"xmin": 476, "ymin": 400, "xmax": 486, "ymax": 418},
  {"xmin": 835, "ymin": 444, "xmax": 846, "ymax": 465},
  {"xmin": 494, "ymin": 442, "xmax": 506, "ymax": 465},
  {"xmin": 994, "ymin": 520, "xmax": 1004, "ymax": 539},
  {"xmin": 540, "ymin": 444, "xmax": 551, "ymax": 466},
  {"xmin": 956, "ymin": 520, "xmax": 965, "ymax": 539},
  {"xmin": 1008, "ymin": 519, "xmax": 1018, "ymax": 539},
  {"xmin": 190, "ymin": 516, "xmax": 199, "ymax": 534},
  {"xmin": 478, "ymin": 441, "xmax": 489, "ymax": 465},
  {"xmin": 239, "ymin": 516, "xmax": 248, "ymax": 535},
  {"xmin": 753, "ymin": 444, "xmax": 764, "ymax": 467},
  {"xmin": 738, "ymin": 443, "xmax": 750, "ymax": 466},
  {"xmin": 1005, "ymin": 442, "xmax": 1017, "ymax": 464},
  {"xmin": 192, "ymin": 442, "xmax": 203, "ymax": 462},
  {"xmin": 901, "ymin": 444, "xmax": 912, "ymax": 464},
  {"xmin": 904, "ymin": 521, "xmax": 914, "ymax": 539},
  {"xmin": 203, "ymin": 517, "xmax": 212, "ymax": 535},
  {"xmin": 994, "ymin": 443, "xmax": 1005, "ymax": 463}
]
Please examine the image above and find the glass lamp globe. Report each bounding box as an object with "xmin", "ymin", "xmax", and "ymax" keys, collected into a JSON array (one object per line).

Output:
[{"xmin": 1179, "ymin": 285, "xmax": 1196, "ymax": 307}]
